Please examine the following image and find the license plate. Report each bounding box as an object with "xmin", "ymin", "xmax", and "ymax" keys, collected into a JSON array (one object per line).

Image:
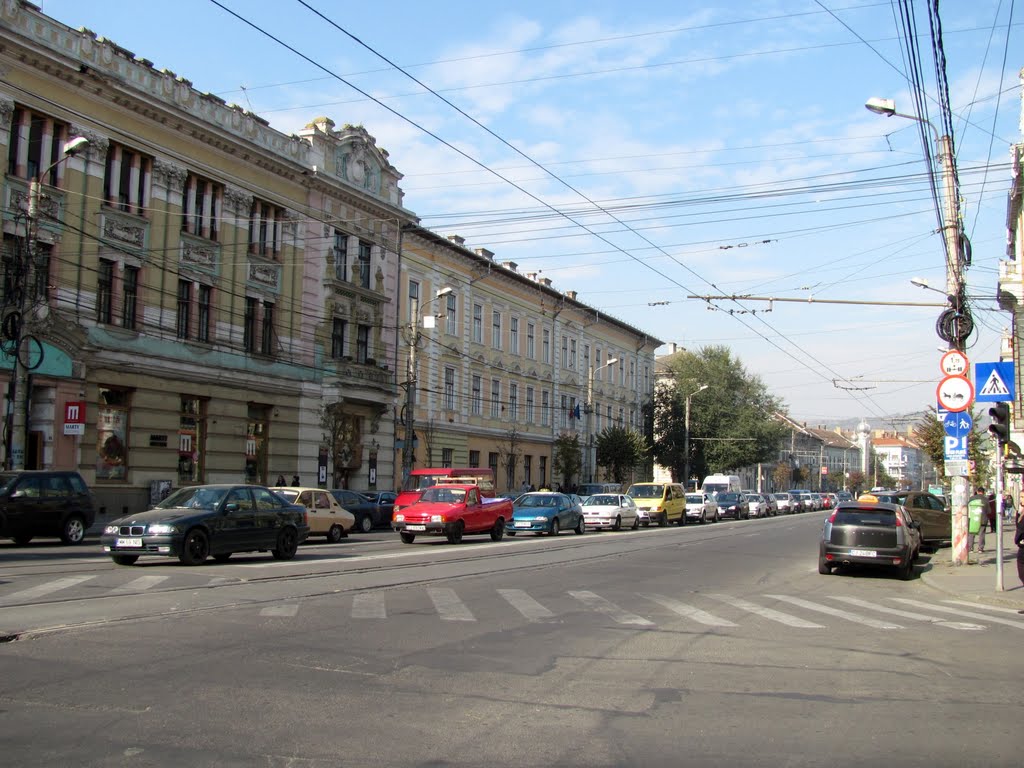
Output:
[
  {"xmin": 116, "ymin": 537, "xmax": 142, "ymax": 548},
  {"xmin": 406, "ymin": 524, "xmax": 426, "ymax": 532},
  {"xmin": 514, "ymin": 521, "xmax": 531, "ymax": 528},
  {"xmin": 850, "ymin": 549, "xmax": 877, "ymax": 558}
]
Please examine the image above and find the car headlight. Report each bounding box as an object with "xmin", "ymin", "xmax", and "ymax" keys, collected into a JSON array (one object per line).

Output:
[
  {"xmin": 535, "ymin": 516, "xmax": 549, "ymax": 521},
  {"xmin": 430, "ymin": 514, "xmax": 444, "ymax": 523},
  {"xmin": 103, "ymin": 524, "xmax": 119, "ymax": 535},
  {"xmin": 394, "ymin": 513, "xmax": 405, "ymax": 522},
  {"xmin": 147, "ymin": 524, "xmax": 178, "ymax": 535}
]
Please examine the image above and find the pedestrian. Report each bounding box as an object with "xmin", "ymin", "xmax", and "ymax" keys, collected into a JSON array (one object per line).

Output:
[
  {"xmin": 986, "ymin": 491, "xmax": 997, "ymax": 534},
  {"xmin": 275, "ymin": 474, "xmax": 286, "ymax": 486},
  {"xmin": 291, "ymin": 474, "xmax": 300, "ymax": 486},
  {"xmin": 967, "ymin": 488, "xmax": 988, "ymax": 557},
  {"xmin": 1015, "ymin": 508, "xmax": 1024, "ymax": 591},
  {"xmin": 1003, "ymin": 494, "xmax": 1015, "ymax": 523}
]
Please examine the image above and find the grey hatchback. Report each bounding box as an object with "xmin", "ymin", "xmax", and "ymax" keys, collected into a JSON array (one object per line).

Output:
[
  {"xmin": 819, "ymin": 498, "xmax": 921, "ymax": 580},
  {"xmin": 0, "ymin": 470, "xmax": 96, "ymax": 545}
]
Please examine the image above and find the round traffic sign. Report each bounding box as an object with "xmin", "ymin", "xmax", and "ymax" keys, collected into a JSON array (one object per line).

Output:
[
  {"xmin": 940, "ymin": 350, "xmax": 969, "ymax": 377},
  {"xmin": 937, "ymin": 375, "xmax": 974, "ymax": 412}
]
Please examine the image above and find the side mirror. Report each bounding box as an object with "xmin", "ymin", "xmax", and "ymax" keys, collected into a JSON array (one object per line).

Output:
[{"xmin": 224, "ymin": 502, "xmax": 239, "ymax": 512}]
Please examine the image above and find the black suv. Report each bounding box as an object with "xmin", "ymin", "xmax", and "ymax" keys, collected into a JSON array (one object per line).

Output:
[{"xmin": 0, "ymin": 470, "xmax": 97, "ymax": 545}]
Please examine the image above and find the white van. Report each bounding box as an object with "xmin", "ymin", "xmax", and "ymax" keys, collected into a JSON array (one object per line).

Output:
[{"xmin": 700, "ymin": 474, "xmax": 741, "ymax": 498}]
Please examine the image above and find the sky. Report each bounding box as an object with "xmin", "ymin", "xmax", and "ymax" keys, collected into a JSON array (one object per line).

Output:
[{"xmin": 34, "ymin": 0, "xmax": 1024, "ymax": 427}]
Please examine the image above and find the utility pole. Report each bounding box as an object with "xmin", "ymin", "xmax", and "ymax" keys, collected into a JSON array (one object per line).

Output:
[{"xmin": 585, "ymin": 357, "xmax": 618, "ymax": 484}]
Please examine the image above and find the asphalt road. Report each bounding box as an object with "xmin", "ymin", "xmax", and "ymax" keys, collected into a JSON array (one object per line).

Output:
[{"xmin": 0, "ymin": 514, "xmax": 1020, "ymax": 767}]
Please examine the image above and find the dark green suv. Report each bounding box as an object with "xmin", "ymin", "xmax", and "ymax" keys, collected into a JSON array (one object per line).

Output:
[{"xmin": 0, "ymin": 470, "xmax": 97, "ymax": 545}]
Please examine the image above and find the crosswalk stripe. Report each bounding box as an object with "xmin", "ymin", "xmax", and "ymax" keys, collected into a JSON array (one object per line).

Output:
[
  {"xmin": 765, "ymin": 594, "xmax": 902, "ymax": 630},
  {"xmin": 643, "ymin": 593, "xmax": 737, "ymax": 626},
  {"xmin": 568, "ymin": 590, "xmax": 654, "ymax": 626},
  {"xmin": 260, "ymin": 604, "xmax": 299, "ymax": 617},
  {"xmin": 890, "ymin": 598, "xmax": 1024, "ymax": 629},
  {"xmin": 108, "ymin": 575, "xmax": 170, "ymax": 594},
  {"xmin": 498, "ymin": 589, "xmax": 555, "ymax": 621},
  {"xmin": 351, "ymin": 593, "xmax": 387, "ymax": 619},
  {"xmin": 427, "ymin": 587, "xmax": 475, "ymax": 621},
  {"xmin": 831, "ymin": 595, "xmax": 986, "ymax": 631},
  {"xmin": 3, "ymin": 575, "xmax": 97, "ymax": 602},
  {"xmin": 705, "ymin": 593, "xmax": 825, "ymax": 628}
]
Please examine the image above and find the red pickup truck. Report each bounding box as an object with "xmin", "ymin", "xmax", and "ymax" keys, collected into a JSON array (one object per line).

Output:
[{"xmin": 392, "ymin": 484, "xmax": 511, "ymax": 544}]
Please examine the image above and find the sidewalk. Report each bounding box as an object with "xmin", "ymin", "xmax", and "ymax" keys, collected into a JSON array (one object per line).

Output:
[{"xmin": 919, "ymin": 524, "xmax": 1024, "ymax": 611}]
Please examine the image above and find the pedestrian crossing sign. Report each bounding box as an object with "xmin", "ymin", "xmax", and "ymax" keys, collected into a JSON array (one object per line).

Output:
[{"xmin": 974, "ymin": 362, "xmax": 1014, "ymax": 403}]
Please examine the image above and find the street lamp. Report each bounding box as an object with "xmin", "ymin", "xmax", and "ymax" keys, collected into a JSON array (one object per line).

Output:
[
  {"xmin": 400, "ymin": 285, "xmax": 453, "ymax": 487},
  {"xmin": 6, "ymin": 135, "xmax": 89, "ymax": 470},
  {"xmin": 585, "ymin": 356, "xmax": 619, "ymax": 483},
  {"xmin": 683, "ymin": 383, "xmax": 708, "ymax": 491}
]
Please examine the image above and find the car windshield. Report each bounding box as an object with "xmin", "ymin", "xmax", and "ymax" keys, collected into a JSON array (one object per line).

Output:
[
  {"xmin": 685, "ymin": 494, "xmax": 703, "ymax": 503},
  {"xmin": 718, "ymin": 493, "xmax": 740, "ymax": 503},
  {"xmin": 774, "ymin": 494, "xmax": 788, "ymax": 500},
  {"xmin": 627, "ymin": 485, "xmax": 662, "ymax": 499},
  {"xmin": 158, "ymin": 486, "xmax": 228, "ymax": 510},
  {"xmin": 517, "ymin": 494, "xmax": 557, "ymax": 507},
  {"xmin": 586, "ymin": 495, "xmax": 618, "ymax": 506},
  {"xmin": 420, "ymin": 487, "xmax": 466, "ymax": 504}
]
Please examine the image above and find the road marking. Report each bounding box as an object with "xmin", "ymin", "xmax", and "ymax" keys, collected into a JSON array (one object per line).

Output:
[
  {"xmin": 498, "ymin": 588, "xmax": 555, "ymax": 621},
  {"xmin": 831, "ymin": 595, "xmax": 985, "ymax": 631},
  {"xmin": 568, "ymin": 590, "xmax": 654, "ymax": 626},
  {"xmin": 427, "ymin": 587, "xmax": 475, "ymax": 621},
  {"xmin": 108, "ymin": 575, "xmax": 170, "ymax": 594},
  {"xmin": 260, "ymin": 604, "xmax": 299, "ymax": 617},
  {"xmin": 890, "ymin": 598, "xmax": 1024, "ymax": 629},
  {"xmin": 351, "ymin": 593, "xmax": 387, "ymax": 619},
  {"xmin": 705, "ymin": 593, "xmax": 824, "ymax": 628},
  {"xmin": 765, "ymin": 594, "xmax": 902, "ymax": 630},
  {"xmin": 643, "ymin": 593, "xmax": 737, "ymax": 626},
  {"xmin": 2, "ymin": 575, "xmax": 97, "ymax": 602}
]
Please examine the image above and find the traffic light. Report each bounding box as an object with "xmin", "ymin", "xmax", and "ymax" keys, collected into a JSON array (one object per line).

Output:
[{"xmin": 989, "ymin": 402, "xmax": 1011, "ymax": 446}]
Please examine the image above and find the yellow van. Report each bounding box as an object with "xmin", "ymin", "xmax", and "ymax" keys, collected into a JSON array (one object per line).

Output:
[{"xmin": 626, "ymin": 482, "xmax": 687, "ymax": 526}]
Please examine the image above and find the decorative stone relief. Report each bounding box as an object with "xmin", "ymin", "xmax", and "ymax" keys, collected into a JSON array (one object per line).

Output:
[
  {"xmin": 153, "ymin": 158, "xmax": 187, "ymax": 194},
  {"xmin": 223, "ymin": 184, "xmax": 254, "ymax": 215},
  {"xmin": 101, "ymin": 211, "xmax": 147, "ymax": 251},
  {"xmin": 0, "ymin": 95, "xmax": 14, "ymax": 132},
  {"xmin": 180, "ymin": 235, "xmax": 218, "ymax": 269},
  {"xmin": 68, "ymin": 124, "xmax": 110, "ymax": 157},
  {"xmin": 249, "ymin": 262, "xmax": 280, "ymax": 289},
  {"xmin": 338, "ymin": 140, "xmax": 382, "ymax": 195}
]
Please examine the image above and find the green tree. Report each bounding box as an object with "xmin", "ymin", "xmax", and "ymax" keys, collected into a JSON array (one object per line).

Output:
[
  {"xmin": 595, "ymin": 426, "xmax": 649, "ymax": 485},
  {"xmin": 645, "ymin": 377, "xmax": 687, "ymax": 481},
  {"xmin": 913, "ymin": 407, "xmax": 992, "ymax": 488},
  {"xmin": 552, "ymin": 432, "xmax": 582, "ymax": 490}
]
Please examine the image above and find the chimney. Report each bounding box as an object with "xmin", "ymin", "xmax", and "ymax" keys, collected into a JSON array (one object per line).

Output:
[
  {"xmin": 475, "ymin": 247, "xmax": 494, "ymax": 260},
  {"xmin": 565, "ymin": 290, "xmax": 577, "ymax": 300},
  {"xmin": 502, "ymin": 260, "xmax": 518, "ymax": 272},
  {"xmin": 539, "ymin": 277, "xmax": 552, "ymax": 287},
  {"xmin": 526, "ymin": 272, "xmax": 537, "ymax": 281},
  {"xmin": 447, "ymin": 234, "xmax": 465, "ymax": 246}
]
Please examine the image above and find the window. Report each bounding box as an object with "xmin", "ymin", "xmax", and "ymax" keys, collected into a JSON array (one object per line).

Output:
[
  {"xmin": 442, "ymin": 447, "xmax": 454, "ymax": 468},
  {"xmin": 261, "ymin": 301, "xmax": 274, "ymax": 355},
  {"xmin": 542, "ymin": 390, "xmax": 550, "ymax": 427},
  {"xmin": 510, "ymin": 317, "xmax": 518, "ymax": 355},
  {"xmin": 523, "ymin": 455, "xmax": 532, "ymax": 486},
  {"xmin": 31, "ymin": 242, "xmax": 51, "ymax": 302},
  {"xmin": 527, "ymin": 323, "xmax": 535, "ymax": 359},
  {"xmin": 7, "ymin": 107, "xmax": 69, "ymax": 184},
  {"xmin": 357, "ymin": 240, "xmax": 372, "ymax": 288},
  {"xmin": 539, "ymin": 456, "xmax": 547, "ymax": 489},
  {"xmin": 408, "ymin": 280, "xmax": 419, "ymax": 322},
  {"xmin": 619, "ymin": 358, "xmax": 625, "ymax": 386},
  {"xmin": 561, "ymin": 336, "xmax": 568, "ymax": 367},
  {"xmin": 244, "ymin": 297, "xmax": 257, "ymax": 352},
  {"xmin": 331, "ymin": 318, "xmax": 347, "ymax": 359},
  {"xmin": 197, "ymin": 284, "xmax": 211, "ymax": 342},
  {"xmin": 488, "ymin": 452, "xmax": 499, "ymax": 477},
  {"xmin": 96, "ymin": 387, "xmax": 130, "ymax": 480},
  {"xmin": 525, "ymin": 387, "xmax": 534, "ymax": 424},
  {"xmin": 176, "ymin": 279, "xmax": 191, "ymax": 339},
  {"xmin": 249, "ymin": 199, "xmax": 283, "ymax": 258},
  {"xmin": 492, "ymin": 310, "xmax": 502, "ymax": 350},
  {"xmin": 560, "ymin": 395, "xmax": 568, "ymax": 429},
  {"xmin": 333, "ymin": 231, "xmax": 349, "ymax": 281},
  {"xmin": 244, "ymin": 404, "xmax": 270, "ymax": 485},
  {"xmin": 490, "ymin": 379, "xmax": 501, "ymax": 418},
  {"xmin": 97, "ymin": 259, "xmax": 114, "ymax": 324},
  {"xmin": 471, "ymin": 375, "xmax": 482, "ymax": 415},
  {"xmin": 618, "ymin": 406, "xmax": 624, "ymax": 426},
  {"xmin": 469, "ymin": 450, "xmax": 480, "ymax": 468},
  {"xmin": 509, "ymin": 383, "xmax": 518, "ymax": 421},
  {"xmin": 181, "ymin": 173, "xmax": 223, "ymax": 241},
  {"xmin": 542, "ymin": 329, "xmax": 550, "ymax": 363},
  {"xmin": 122, "ymin": 266, "xmax": 139, "ymax": 330},
  {"xmin": 584, "ymin": 344, "xmax": 590, "ymax": 373},
  {"xmin": 356, "ymin": 325, "xmax": 370, "ymax": 363},
  {"xmin": 472, "ymin": 303, "xmax": 483, "ymax": 343},
  {"xmin": 595, "ymin": 404, "xmax": 601, "ymax": 433},
  {"xmin": 444, "ymin": 366, "xmax": 456, "ymax": 411},
  {"xmin": 179, "ymin": 397, "xmax": 207, "ymax": 484},
  {"xmin": 445, "ymin": 294, "xmax": 457, "ymax": 335},
  {"xmin": 570, "ymin": 339, "xmax": 577, "ymax": 369},
  {"xmin": 103, "ymin": 143, "xmax": 150, "ymax": 215}
]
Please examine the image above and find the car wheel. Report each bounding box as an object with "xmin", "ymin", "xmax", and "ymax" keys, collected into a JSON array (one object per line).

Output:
[
  {"xmin": 213, "ymin": 553, "xmax": 232, "ymax": 563},
  {"xmin": 658, "ymin": 513, "xmax": 668, "ymax": 527},
  {"xmin": 899, "ymin": 559, "xmax": 914, "ymax": 581},
  {"xmin": 818, "ymin": 556, "xmax": 832, "ymax": 575},
  {"xmin": 612, "ymin": 516, "xmax": 622, "ymax": 532},
  {"xmin": 713, "ymin": 512, "xmax": 721, "ymax": 523},
  {"xmin": 111, "ymin": 554, "xmax": 139, "ymax": 566},
  {"xmin": 490, "ymin": 520, "xmax": 505, "ymax": 541},
  {"xmin": 272, "ymin": 527, "xmax": 299, "ymax": 560},
  {"xmin": 179, "ymin": 528, "xmax": 210, "ymax": 566},
  {"xmin": 631, "ymin": 515, "xmax": 640, "ymax": 530},
  {"xmin": 358, "ymin": 515, "xmax": 374, "ymax": 534},
  {"xmin": 641, "ymin": 520, "xmax": 650, "ymax": 527},
  {"xmin": 12, "ymin": 534, "xmax": 33, "ymax": 546},
  {"xmin": 399, "ymin": 532, "xmax": 416, "ymax": 544},
  {"xmin": 446, "ymin": 521, "xmax": 464, "ymax": 545},
  {"xmin": 575, "ymin": 515, "xmax": 586, "ymax": 535},
  {"xmin": 326, "ymin": 524, "xmax": 344, "ymax": 544},
  {"xmin": 550, "ymin": 518, "xmax": 560, "ymax": 536},
  {"xmin": 60, "ymin": 515, "xmax": 86, "ymax": 544}
]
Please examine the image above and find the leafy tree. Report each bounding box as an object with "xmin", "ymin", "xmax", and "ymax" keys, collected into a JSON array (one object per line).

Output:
[
  {"xmin": 552, "ymin": 432, "xmax": 582, "ymax": 490},
  {"xmin": 772, "ymin": 462, "xmax": 791, "ymax": 489},
  {"xmin": 595, "ymin": 426, "xmax": 649, "ymax": 485},
  {"xmin": 847, "ymin": 469, "xmax": 866, "ymax": 494},
  {"xmin": 913, "ymin": 407, "xmax": 992, "ymax": 488},
  {"xmin": 645, "ymin": 377, "xmax": 687, "ymax": 481}
]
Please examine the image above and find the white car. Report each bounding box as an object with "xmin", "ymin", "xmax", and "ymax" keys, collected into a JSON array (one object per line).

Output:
[
  {"xmin": 581, "ymin": 493, "xmax": 639, "ymax": 531},
  {"xmin": 747, "ymin": 493, "xmax": 769, "ymax": 518},
  {"xmin": 685, "ymin": 492, "xmax": 719, "ymax": 524}
]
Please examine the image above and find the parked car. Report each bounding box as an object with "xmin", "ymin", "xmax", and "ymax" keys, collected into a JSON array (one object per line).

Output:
[
  {"xmin": 0, "ymin": 470, "xmax": 96, "ymax": 545},
  {"xmin": 716, "ymin": 492, "xmax": 749, "ymax": 520},
  {"xmin": 354, "ymin": 491, "xmax": 399, "ymax": 529},
  {"xmin": 577, "ymin": 482, "xmax": 621, "ymax": 501},
  {"xmin": 581, "ymin": 493, "xmax": 639, "ymax": 531},
  {"xmin": 788, "ymin": 489, "xmax": 812, "ymax": 512},
  {"xmin": 746, "ymin": 493, "xmax": 769, "ymax": 519},
  {"xmin": 835, "ymin": 491, "xmax": 854, "ymax": 503},
  {"xmin": 819, "ymin": 498, "xmax": 921, "ymax": 580},
  {"xmin": 507, "ymin": 492, "xmax": 585, "ymax": 536},
  {"xmin": 685, "ymin": 492, "xmax": 719, "ymax": 524},
  {"xmin": 273, "ymin": 487, "xmax": 355, "ymax": 542},
  {"xmin": 763, "ymin": 493, "xmax": 779, "ymax": 516},
  {"xmin": 773, "ymin": 492, "xmax": 798, "ymax": 514},
  {"xmin": 822, "ymin": 493, "xmax": 838, "ymax": 509},
  {"xmin": 626, "ymin": 482, "xmax": 686, "ymax": 526},
  {"xmin": 392, "ymin": 484, "xmax": 511, "ymax": 544},
  {"xmin": 330, "ymin": 489, "xmax": 395, "ymax": 532},
  {"xmin": 101, "ymin": 484, "xmax": 309, "ymax": 566},
  {"xmin": 865, "ymin": 490, "xmax": 950, "ymax": 550}
]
